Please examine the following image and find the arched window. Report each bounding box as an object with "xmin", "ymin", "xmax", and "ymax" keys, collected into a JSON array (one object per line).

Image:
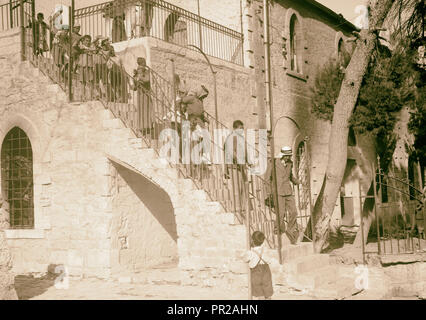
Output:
[
  {"xmin": 1, "ymin": 127, "xmax": 34, "ymax": 229},
  {"xmin": 164, "ymin": 13, "xmax": 188, "ymax": 46},
  {"xmin": 290, "ymin": 14, "xmax": 302, "ymax": 73},
  {"xmin": 338, "ymin": 38, "xmax": 350, "ymax": 68}
]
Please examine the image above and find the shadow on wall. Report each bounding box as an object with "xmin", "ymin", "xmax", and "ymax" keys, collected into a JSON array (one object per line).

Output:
[
  {"xmin": 13, "ymin": 264, "xmax": 65, "ymax": 300},
  {"xmin": 111, "ymin": 161, "xmax": 178, "ymax": 242}
]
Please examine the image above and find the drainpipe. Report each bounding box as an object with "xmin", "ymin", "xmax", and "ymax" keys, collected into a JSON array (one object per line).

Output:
[
  {"xmin": 19, "ymin": 0, "xmax": 25, "ymax": 61},
  {"xmin": 263, "ymin": 0, "xmax": 282, "ymax": 264},
  {"xmin": 197, "ymin": 0, "xmax": 203, "ymax": 51}
]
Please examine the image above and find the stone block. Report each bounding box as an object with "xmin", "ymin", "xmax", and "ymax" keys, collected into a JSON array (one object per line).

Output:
[
  {"xmin": 39, "ymin": 175, "xmax": 52, "ymax": 185},
  {"xmin": 229, "ymin": 261, "xmax": 248, "ymax": 274},
  {"xmin": 103, "ymin": 118, "xmax": 124, "ymax": 129},
  {"xmin": 65, "ymin": 250, "xmax": 83, "ymax": 268}
]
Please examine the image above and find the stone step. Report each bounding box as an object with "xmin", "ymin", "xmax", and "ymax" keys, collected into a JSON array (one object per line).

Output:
[
  {"xmin": 140, "ymin": 148, "xmax": 156, "ymax": 158},
  {"xmin": 310, "ymin": 276, "xmax": 360, "ymax": 300},
  {"xmin": 0, "ymin": 41, "xmax": 20, "ymax": 55},
  {"xmin": 284, "ymin": 254, "xmax": 330, "ymax": 275},
  {"xmin": 113, "ymin": 266, "xmax": 182, "ymax": 285},
  {"xmin": 103, "ymin": 118, "xmax": 125, "ymax": 129},
  {"xmin": 0, "ymin": 28, "xmax": 20, "ymax": 39},
  {"xmin": 289, "ymin": 265, "xmax": 339, "ymax": 291},
  {"xmin": 281, "ymin": 241, "xmax": 314, "ymax": 261},
  {"xmin": 46, "ymin": 84, "xmax": 61, "ymax": 94},
  {"xmin": 196, "ymin": 201, "xmax": 223, "ymax": 215},
  {"xmin": 192, "ymin": 189, "xmax": 208, "ymax": 201},
  {"xmin": 111, "ymin": 127, "xmax": 133, "ymax": 139}
]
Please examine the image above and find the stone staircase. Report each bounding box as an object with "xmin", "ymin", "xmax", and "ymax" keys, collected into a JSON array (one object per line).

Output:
[{"xmin": 0, "ymin": 27, "xmax": 363, "ymax": 299}]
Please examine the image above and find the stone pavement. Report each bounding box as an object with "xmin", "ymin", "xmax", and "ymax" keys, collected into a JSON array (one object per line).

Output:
[
  {"xmin": 15, "ymin": 274, "xmax": 316, "ymax": 300},
  {"xmin": 14, "ymin": 272, "xmax": 413, "ymax": 300}
]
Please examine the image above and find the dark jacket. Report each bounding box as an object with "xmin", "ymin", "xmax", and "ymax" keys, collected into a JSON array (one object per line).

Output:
[
  {"xmin": 181, "ymin": 86, "xmax": 208, "ymax": 117},
  {"xmin": 31, "ymin": 19, "xmax": 49, "ymax": 52},
  {"xmin": 265, "ymin": 158, "xmax": 300, "ymax": 196}
]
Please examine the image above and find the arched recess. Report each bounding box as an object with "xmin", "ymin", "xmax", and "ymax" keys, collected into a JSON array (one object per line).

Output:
[
  {"xmin": 109, "ymin": 159, "xmax": 178, "ymax": 272},
  {"xmin": 0, "ymin": 113, "xmax": 42, "ymax": 164},
  {"xmin": 1, "ymin": 127, "xmax": 34, "ymax": 229},
  {"xmin": 274, "ymin": 116, "xmax": 312, "ymax": 237},
  {"xmin": 334, "ymin": 31, "xmax": 344, "ymax": 59},
  {"xmin": 164, "ymin": 13, "xmax": 188, "ymax": 46},
  {"xmin": 139, "ymin": 0, "xmax": 154, "ymax": 36},
  {"xmin": 274, "ymin": 116, "xmax": 303, "ymax": 158},
  {"xmin": 283, "ymin": 9, "xmax": 306, "ymax": 73}
]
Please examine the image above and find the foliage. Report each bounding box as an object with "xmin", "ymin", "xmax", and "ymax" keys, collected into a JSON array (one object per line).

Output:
[
  {"xmin": 407, "ymin": 74, "xmax": 426, "ymax": 166},
  {"xmin": 389, "ymin": 0, "xmax": 425, "ymax": 42},
  {"xmin": 310, "ymin": 60, "xmax": 346, "ymax": 121},
  {"xmin": 311, "ymin": 39, "xmax": 422, "ymax": 171}
]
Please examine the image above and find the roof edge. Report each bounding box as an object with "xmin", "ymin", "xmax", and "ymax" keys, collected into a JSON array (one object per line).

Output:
[{"xmin": 293, "ymin": 0, "xmax": 361, "ymax": 32}]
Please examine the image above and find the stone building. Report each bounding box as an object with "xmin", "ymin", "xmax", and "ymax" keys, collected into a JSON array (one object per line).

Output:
[{"xmin": 0, "ymin": 0, "xmax": 421, "ymax": 293}]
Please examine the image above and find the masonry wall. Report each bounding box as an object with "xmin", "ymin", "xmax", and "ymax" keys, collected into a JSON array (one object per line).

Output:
[
  {"xmin": 0, "ymin": 87, "xmax": 109, "ymax": 276},
  {"xmin": 0, "ymin": 30, "xmax": 183, "ymax": 278},
  {"xmin": 146, "ymin": 37, "xmax": 258, "ymax": 130},
  {"xmin": 0, "ymin": 31, "xmax": 114, "ymax": 276}
]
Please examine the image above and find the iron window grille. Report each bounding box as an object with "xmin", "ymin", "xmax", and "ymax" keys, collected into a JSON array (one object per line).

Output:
[{"xmin": 1, "ymin": 127, "xmax": 34, "ymax": 229}]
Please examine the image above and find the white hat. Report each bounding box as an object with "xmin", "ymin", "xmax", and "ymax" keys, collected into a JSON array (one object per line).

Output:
[{"xmin": 278, "ymin": 146, "xmax": 292, "ymax": 158}]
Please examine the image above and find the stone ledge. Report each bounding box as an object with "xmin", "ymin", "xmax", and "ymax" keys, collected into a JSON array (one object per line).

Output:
[
  {"xmin": 286, "ymin": 70, "xmax": 308, "ymax": 82},
  {"xmin": 380, "ymin": 252, "xmax": 426, "ymax": 265},
  {"xmin": 5, "ymin": 228, "xmax": 45, "ymax": 239}
]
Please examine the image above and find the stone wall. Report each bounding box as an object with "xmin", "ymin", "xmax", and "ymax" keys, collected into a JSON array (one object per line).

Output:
[
  {"xmin": 0, "ymin": 47, "xmax": 113, "ymax": 276},
  {"xmin": 146, "ymin": 37, "xmax": 258, "ymax": 130},
  {"xmin": 0, "ymin": 31, "xmax": 184, "ymax": 278},
  {"xmin": 0, "ymin": 29, "xmax": 256, "ymax": 286},
  {"xmin": 0, "ymin": 194, "xmax": 18, "ymax": 299}
]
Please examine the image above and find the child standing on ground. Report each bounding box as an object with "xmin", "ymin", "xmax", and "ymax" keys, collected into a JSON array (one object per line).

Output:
[{"xmin": 243, "ymin": 231, "xmax": 273, "ymax": 300}]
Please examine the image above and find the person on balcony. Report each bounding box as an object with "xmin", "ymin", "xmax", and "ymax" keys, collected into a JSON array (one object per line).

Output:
[
  {"xmin": 132, "ymin": 57, "xmax": 152, "ymax": 135},
  {"xmin": 109, "ymin": 60, "xmax": 129, "ymax": 103},
  {"xmin": 224, "ymin": 120, "xmax": 252, "ymax": 220},
  {"xmin": 265, "ymin": 146, "xmax": 301, "ymax": 244},
  {"xmin": 60, "ymin": 23, "xmax": 82, "ymax": 77},
  {"xmin": 70, "ymin": 24, "xmax": 82, "ymax": 59},
  {"xmin": 93, "ymin": 36, "xmax": 115, "ymax": 99},
  {"xmin": 180, "ymin": 85, "xmax": 209, "ymax": 132},
  {"xmin": 109, "ymin": 0, "xmax": 127, "ymax": 43},
  {"xmin": 32, "ymin": 13, "xmax": 49, "ymax": 56},
  {"xmin": 75, "ymin": 35, "xmax": 97, "ymax": 99},
  {"xmin": 50, "ymin": 25, "xmax": 69, "ymax": 82}
]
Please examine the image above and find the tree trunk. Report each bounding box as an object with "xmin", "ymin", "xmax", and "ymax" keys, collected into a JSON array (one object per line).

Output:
[
  {"xmin": 0, "ymin": 196, "xmax": 18, "ymax": 300},
  {"xmin": 312, "ymin": 0, "xmax": 396, "ymax": 253}
]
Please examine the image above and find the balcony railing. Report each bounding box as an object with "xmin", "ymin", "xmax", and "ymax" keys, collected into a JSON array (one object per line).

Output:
[
  {"xmin": 0, "ymin": 0, "xmax": 26, "ymax": 31},
  {"xmin": 74, "ymin": 0, "xmax": 244, "ymax": 65}
]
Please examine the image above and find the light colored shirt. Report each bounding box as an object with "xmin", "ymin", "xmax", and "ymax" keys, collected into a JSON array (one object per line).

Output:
[{"xmin": 243, "ymin": 244, "xmax": 268, "ymax": 269}]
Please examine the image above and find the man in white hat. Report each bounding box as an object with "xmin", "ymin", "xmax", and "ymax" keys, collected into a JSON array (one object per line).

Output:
[{"xmin": 265, "ymin": 146, "xmax": 301, "ymax": 244}]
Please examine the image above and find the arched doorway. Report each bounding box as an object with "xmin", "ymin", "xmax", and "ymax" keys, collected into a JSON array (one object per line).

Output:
[
  {"xmin": 295, "ymin": 140, "xmax": 312, "ymax": 236},
  {"xmin": 164, "ymin": 13, "xmax": 188, "ymax": 46},
  {"xmin": 109, "ymin": 159, "xmax": 178, "ymax": 273},
  {"xmin": 340, "ymin": 159, "xmax": 362, "ymax": 227},
  {"xmin": 274, "ymin": 116, "xmax": 313, "ymax": 241}
]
